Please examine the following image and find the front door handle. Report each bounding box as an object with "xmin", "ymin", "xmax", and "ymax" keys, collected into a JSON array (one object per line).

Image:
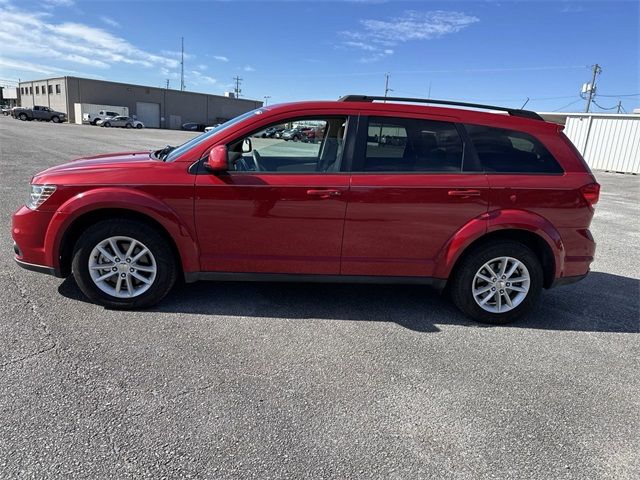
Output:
[
  {"xmin": 448, "ymin": 189, "xmax": 481, "ymax": 197},
  {"xmin": 307, "ymin": 189, "xmax": 342, "ymax": 199}
]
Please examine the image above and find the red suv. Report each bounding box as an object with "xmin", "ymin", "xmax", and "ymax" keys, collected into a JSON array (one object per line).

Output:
[{"xmin": 12, "ymin": 96, "xmax": 599, "ymax": 323}]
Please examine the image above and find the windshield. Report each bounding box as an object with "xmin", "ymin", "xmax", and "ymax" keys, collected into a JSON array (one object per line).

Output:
[{"xmin": 162, "ymin": 108, "xmax": 265, "ymax": 161}]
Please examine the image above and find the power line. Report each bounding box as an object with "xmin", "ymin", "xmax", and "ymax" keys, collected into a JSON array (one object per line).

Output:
[
  {"xmin": 553, "ymin": 98, "xmax": 583, "ymax": 112},
  {"xmin": 591, "ymin": 99, "xmax": 619, "ymax": 111}
]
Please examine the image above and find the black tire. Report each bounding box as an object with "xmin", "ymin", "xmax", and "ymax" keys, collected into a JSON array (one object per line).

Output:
[
  {"xmin": 136, "ymin": 124, "xmax": 143, "ymax": 129},
  {"xmin": 450, "ymin": 240, "xmax": 543, "ymax": 324},
  {"xmin": 51, "ymin": 116, "xmax": 61, "ymax": 123},
  {"xmin": 125, "ymin": 123, "xmax": 132, "ymax": 128},
  {"xmin": 72, "ymin": 219, "xmax": 177, "ymax": 309},
  {"xmin": 103, "ymin": 122, "xmax": 111, "ymax": 127},
  {"xmin": 19, "ymin": 113, "xmax": 28, "ymax": 121}
]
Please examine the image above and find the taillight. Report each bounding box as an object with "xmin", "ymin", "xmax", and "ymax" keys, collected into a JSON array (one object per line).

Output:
[{"xmin": 580, "ymin": 182, "xmax": 600, "ymax": 207}]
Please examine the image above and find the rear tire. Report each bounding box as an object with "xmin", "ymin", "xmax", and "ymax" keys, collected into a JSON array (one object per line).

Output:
[
  {"xmin": 72, "ymin": 219, "xmax": 177, "ymax": 309},
  {"xmin": 103, "ymin": 122, "xmax": 111, "ymax": 127},
  {"xmin": 125, "ymin": 123, "xmax": 132, "ymax": 128},
  {"xmin": 450, "ymin": 241, "xmax": 543, "ymax": 324},
  {"xmin": 136, "ymin": 124, "xmax": 143, "ymax": 129},
  {"xmin": 19, "ymin": 113, "xmax": 27, "ymax": 121}
]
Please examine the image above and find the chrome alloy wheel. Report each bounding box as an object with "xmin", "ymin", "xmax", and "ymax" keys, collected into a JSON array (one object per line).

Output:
[
  {"xmin": 88, "ymin": 236, "xmax": 157, "ymax": 298},
  {"xmin": 472, "ymin": 256, "xmax": 530, "ymax": 313}
]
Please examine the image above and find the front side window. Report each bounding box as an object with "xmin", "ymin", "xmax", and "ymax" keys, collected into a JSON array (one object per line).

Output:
[
  {"xmin": 227, "ymin": 117, "xmax": 347, "ymax": 173},
  {"xmin": 359, "ymin": 117, "xmax": 464, "ymax": 172},
  {"xmin": 465, "ymin": 124, "xmax": 563, "ymax": 174}
]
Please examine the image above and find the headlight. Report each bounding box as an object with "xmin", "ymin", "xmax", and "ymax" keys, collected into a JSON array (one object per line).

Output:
[{"xmin": 27, "ymin": 184, "xmax": 56, "ymax": 210}]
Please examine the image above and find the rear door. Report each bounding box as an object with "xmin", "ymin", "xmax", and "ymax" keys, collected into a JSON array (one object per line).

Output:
[{"xmin": 341, "ymin": 114, "xmax": 489, "ymax": 278}]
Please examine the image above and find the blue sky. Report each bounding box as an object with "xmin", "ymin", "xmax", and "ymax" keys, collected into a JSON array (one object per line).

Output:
[{"xmin": 0, "ymin": 0, "xmax": 638, "ymax": 112}]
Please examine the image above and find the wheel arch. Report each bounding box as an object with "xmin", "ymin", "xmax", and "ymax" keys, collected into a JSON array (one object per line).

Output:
[
  {"xmin": 448, "ymin": 229, "xmax": 558, "ymax": 289},
  {"xmin": 435, "ymin": 210, "xmax": 565, "ymax": 289},
  {"xmin": 56, "ymin": 208, "xmax": 185, "ymax": 278}
]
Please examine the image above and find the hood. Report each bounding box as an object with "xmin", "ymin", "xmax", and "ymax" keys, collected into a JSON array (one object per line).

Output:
[{"xmin": 32, "ymin": 151, "xmax": 157, "ymax": 183}]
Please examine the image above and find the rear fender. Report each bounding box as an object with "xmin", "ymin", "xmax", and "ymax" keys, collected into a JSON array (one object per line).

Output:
[
  {"xmin": 44, "ymin": 187, "xmax": 199, "ymax": 272},
  {"xmin": 433, "ymin": 209, "xmax": 565, "ymax": 279}
]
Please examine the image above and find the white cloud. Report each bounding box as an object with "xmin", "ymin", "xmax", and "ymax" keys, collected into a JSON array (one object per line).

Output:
[
  {"xmin": 359, "ymin": 48, "xmax": 393, "ymax": 63},
  {"xmin": 243, "ymin": 65, "xmax": 255, "ymax": 72},
  {"xmin": 44, "ymin": 0, "xmax": 74, "ymax": 6},
  {"xmin": 213, "ymin": 55, "xmax": 229, "ymax": 62},
  {"xmin": 0, "ymin": 2, "xmax": 180, "ymax": 76},
  {"xmin": 341, "ymin": 10, "xmax": 479, "ymax": 62},
  {"xmin": 190, "ymin": 70, "xmax": 217, "ymax": 85},
  {"xmin": 100, "ymin": 16, "xmax": 120, "ymax": 28}
]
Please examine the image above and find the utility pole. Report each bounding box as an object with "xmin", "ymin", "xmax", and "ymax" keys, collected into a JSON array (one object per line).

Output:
[
  {"xmin": 584, "ymin": 63, "xmax": 601, "ymax": 113},
  {"xmin": 233, "ymin": 76, "xmax": 242, "ymax": 97},
  {"xmin": 263, "ymin": 95, "xmax": 271, "ymax": 106},
  {"xmin": 165, "ymin": 79, "xmax": 170, "ymax": 89},
  {"xmin": 616, "ymin": 100, "xmax": 622, "ymax": 113},
  {"xmin": 383, "ymin": 72, "xmax": 392, "ymax": 101},
  {"xmin": 180, "ymin": 36, "xmax": 185, "ymax": 91}
]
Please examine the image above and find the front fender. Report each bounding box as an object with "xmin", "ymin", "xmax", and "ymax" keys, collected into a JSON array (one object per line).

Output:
[
  {"xmin": 433, "ymin": 209, "xmax": 565, "ymax": 279},
  {"xmin": 44, "ymin": 187, "xmax": 199, "ymax": 272}
]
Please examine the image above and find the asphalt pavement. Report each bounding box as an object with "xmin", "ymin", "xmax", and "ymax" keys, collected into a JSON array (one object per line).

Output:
[{"xmin": 0, "ymin": 117, "xmax": 638, "ymax": 479}]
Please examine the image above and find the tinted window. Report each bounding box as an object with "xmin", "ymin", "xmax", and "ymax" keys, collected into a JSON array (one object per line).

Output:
[
  {"xmin": 228, "ymin": 117, "xmax": 347, "ymax": 173},
  {"xmin": 360, "ymin": 117, "xmax": 463, "ymax": 172},
  {"xmin": 465, "ymin": 124, "xmax": 563, "ymax": 173}
]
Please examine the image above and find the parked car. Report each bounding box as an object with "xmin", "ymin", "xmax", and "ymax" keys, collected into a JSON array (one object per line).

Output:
[
  {"xmin": 84, "ymin": 110, "xmax": 122, "ymax": 125},
  {"xmin": 12, "ymin": 105, "xmax": 66, "ymax": 123},
  {"xmin": 12, "ymin": 95, "xmax": 599, "ymax": 324},
  {"xmin": 281, "ymin": 128, "xmax": 303, "ymax": 141},
  {"xmin": 204, "ymin": 124, "xmax": 221, "ymax": 132},
  {"xmin": 98, "ymin": 116, "xmax": 144, "ymax": 129},
  {"xmin": 2, "ymin": 106, "xmax": 11, "ymax": 116},
  {"xmin": 182, "ymin": 122, "xmax": 207, "ymax": 132}
]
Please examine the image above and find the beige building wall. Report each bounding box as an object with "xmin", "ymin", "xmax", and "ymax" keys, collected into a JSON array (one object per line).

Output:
[{"xmin": 18, "ymin": 76, "xmax": 262, "ymax": 128}]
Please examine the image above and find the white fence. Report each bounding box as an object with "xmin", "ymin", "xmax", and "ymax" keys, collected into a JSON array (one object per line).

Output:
[{"xmin": 563, "ymin": 114, "xmax": 640, "ymax": 174}]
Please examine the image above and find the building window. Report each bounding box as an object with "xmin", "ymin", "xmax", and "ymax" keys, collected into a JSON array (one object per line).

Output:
[
  {"xmin": 55, "ymin": 84, "xmax": 61, "ymax": 94},
  {"xmin": 35, "ymin": 86, "xmax": 40, "ymax": 95},
  {"xmin": 48, "ymin": 85, "xmax": 53, "ymax": 94},
  {"xmin": 20, "ymin": 87, "xmax": 24, "ymax": 95},
  {"xmin": 29, "ymin": 87, "xmax": 33, "ymax": 94}
]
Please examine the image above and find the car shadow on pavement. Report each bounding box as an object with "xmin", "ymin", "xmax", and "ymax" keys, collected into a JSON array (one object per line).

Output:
[{"xmin": 58, "ymin": 271, "xmax": 639, "ymax": 333}]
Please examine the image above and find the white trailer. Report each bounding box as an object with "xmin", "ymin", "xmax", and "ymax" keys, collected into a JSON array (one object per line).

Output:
[{"xmin": 74, "ymin": 103, "xmax": 129, "ymax": 125}]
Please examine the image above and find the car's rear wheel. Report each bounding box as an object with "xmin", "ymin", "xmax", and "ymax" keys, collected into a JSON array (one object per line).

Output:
[
  {"xmin": 103, "ymin": 122, "xmax": 111, "ymax": 127},
  {"xmin": 136, "ymin": 123, "xmax": 143, "ymax": 129},
  {"xmin": 72, "ymin": 219, "xmax": 177, "ymax": 309},
  {"xmin": 19, "ymin": 113, "xmax": 27, "ymax": 121},
  {"xmin": 450, "ymin": 241, "xmax": 542, "ymax": 324},
  {"xmin": 125, "ymin": 123, "xmax": 132, "ymax": 128}
]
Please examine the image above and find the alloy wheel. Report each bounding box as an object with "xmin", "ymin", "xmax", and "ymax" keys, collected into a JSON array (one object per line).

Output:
[{"xmin": 472, "ymin": 256, "xmax": 530, "ymax": 313}]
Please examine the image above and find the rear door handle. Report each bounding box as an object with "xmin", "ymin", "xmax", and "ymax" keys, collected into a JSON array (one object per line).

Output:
[
  {"xmin": 448, "ymin": 189, "xmax": 481, "ymax": 197},
  {"xmin": 307, "ymin": 189, "xmax": 342, "ymax": 199}
]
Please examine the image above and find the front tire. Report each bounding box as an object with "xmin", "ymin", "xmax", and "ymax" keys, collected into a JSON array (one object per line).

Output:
[
  {"xmin": 51, "ymin": 116, "xmax": 61, "ymax": 123},
  {"xmin": 72, "ymin": 219, "xmax": 177, "ymax": 309},
  {"xmin": 450, "ymin": 241, "xmax": 543, "ymax": 324},
  {"xmin": 103, "ymin": 122, "xmax": 111, "ymax": 127}
]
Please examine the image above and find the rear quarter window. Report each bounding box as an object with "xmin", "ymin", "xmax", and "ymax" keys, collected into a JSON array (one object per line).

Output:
[{"xmin": 465, "ymin": 124, "xmax": 563, "ymax": 174}]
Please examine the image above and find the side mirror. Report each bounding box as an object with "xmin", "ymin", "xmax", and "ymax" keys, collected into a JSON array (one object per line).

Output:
[
  {"xmin": 242, "ymin": 138, "xmax": 252, "ymax": 153},
  {"xmin": 205, "ymin": 145, "xmax": 229, "ymax": 172}
]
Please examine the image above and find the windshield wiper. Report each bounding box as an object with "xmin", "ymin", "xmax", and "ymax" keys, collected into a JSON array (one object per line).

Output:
[{"xmin": 155, "ymin": 145, "xmax": 175, "ymax": 161}]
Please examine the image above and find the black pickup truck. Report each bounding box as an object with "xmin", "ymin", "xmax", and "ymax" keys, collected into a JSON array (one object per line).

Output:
[{"xmin": 12, "ymin": 105, "xmax": 67, "ymax": 123}]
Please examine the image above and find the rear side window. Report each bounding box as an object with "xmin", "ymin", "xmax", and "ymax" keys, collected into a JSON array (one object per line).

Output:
[
  {"xmin": 359, "ymin": 117, "xmax": 464, "ymax": 172},
  {"xmin": 465, "ymin": 124, "xmax": 563, "ymax": 173}
]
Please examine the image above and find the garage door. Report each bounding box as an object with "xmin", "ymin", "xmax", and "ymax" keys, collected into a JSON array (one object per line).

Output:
[{"xmin": 136, "ymin": 102, "xmax": 160, "ymax": 128}]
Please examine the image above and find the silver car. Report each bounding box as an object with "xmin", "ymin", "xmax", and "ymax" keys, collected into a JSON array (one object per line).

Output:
[{"xmin": 98, "ymin": 116, "xmax": 144, "ymax": 129}]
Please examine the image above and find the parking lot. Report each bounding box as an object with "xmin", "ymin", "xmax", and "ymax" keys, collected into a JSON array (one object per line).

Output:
[{"xmin": 0, "ymin": 117, "xmax": 638, "ymax": 479}]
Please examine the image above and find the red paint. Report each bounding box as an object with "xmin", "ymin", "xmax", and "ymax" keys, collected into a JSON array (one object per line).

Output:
[{"xmin": 12, "ymin": 100, "xmax": 597, "ymax": 286}]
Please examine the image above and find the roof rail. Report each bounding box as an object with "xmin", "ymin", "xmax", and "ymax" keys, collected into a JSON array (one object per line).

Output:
[{"xmin": 338, "ymin": 95, "xmax": 544, "ymax": 121}]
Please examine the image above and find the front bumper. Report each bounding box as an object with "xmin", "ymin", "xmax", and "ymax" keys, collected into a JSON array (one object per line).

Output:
[{"xmin": 12, "ymin": 206, "xmax": 59, "ymax": 276}]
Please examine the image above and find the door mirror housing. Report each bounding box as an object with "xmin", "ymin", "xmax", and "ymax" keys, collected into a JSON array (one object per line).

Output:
[{"xmin": 205, "ymin": 145, "xmax": 229, "ymax": 171}]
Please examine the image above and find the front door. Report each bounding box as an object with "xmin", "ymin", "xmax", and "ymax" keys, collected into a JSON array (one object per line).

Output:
[
  {"xmin": 341, "ymin": 115, "xmax": 489, "ymax": 277},
  {"xmin": 195, "ymin": 116, "xmax": 351, "ymax": 274}
]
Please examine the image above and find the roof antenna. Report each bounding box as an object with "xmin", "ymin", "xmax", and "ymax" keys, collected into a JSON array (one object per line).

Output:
[{"xmin": 520, "ymin": 97, "xmax": 530, "ymax": 109}]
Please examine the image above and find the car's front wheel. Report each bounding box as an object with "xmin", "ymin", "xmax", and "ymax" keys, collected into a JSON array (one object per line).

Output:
[
  {"xmin": 51, "ymin": 116, "xmax": 61, "ymax": 123},
  {"xmin": 450, "ymin": 241, "xmax": 543, "ymax": 324},
  {"xmin": 72, "ymin": 219, "xmax": 177, "ymax": 309}
]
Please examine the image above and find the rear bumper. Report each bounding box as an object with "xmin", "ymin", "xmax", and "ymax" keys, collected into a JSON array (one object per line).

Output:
[{"xmin": 549, "ymin": 272, "xmax": 589, "ymax": 289}]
